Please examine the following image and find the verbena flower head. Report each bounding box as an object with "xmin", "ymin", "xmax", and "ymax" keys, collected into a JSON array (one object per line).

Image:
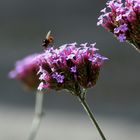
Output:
[
  {"xmin": 97, "ymin": 0, "xmax": 140, "ymax": 52},
  {"xmin": 38, "ymin": 43, "xmax": 108, "ymax": 95},
  {"xmin": 9, "ymin": 53, "xmax": 42, "ymax": 90}
]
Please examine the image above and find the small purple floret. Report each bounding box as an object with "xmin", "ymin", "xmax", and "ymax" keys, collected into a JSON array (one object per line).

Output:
[
  {"xmin": 70, "ymin": 66, "xmax": 77, "ymax": 73},
  {"xmin": 119, "ymin": 24, "xmax": 128, "ymax": 32},
  {"xmin": 114, "ymin": 24, "xmax": 128, "ymax": 33},
  {"xmin": 52, "ymin": 72, "xmax": 65, "ymax": 83},
  {"xmin": 117, "ymin": 34, "xmax": 126, "ymax": 42},
  {"xmin": 114, "ymin": 27, "xmax": 120, "ymax": 33}
]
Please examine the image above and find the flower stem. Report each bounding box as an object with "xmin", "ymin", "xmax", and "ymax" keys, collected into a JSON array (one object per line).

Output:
[
  {"xmin": 127, "ymin": 41, "xmax": 140, "ymax": 53},
  {"xmin": 78, "ymin": 95, "xmax": 107, "ymax": 140},
  {"xmin": 27, "ymin": 91, "xmax": 44, "ymax": 140},
  {"xmin": 131, "ymin": 43, "xmax": 140, "ymax": 53}
]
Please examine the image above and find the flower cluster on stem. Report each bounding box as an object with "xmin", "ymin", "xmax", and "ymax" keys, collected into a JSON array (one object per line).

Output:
[
  {"xmin": 9, "ymin": 39, "xmax": 108, "ymax": 140},
  {"xmin": 97, "ymin": 0, "xmax": 140, "ymax": 52},
  {"xmin": 9, "ymin": 53, "xmax": 42, "ymax": 89},
  {"xmin": 37, "ymin": 42, "xmax": 108, "ymax": 95}
]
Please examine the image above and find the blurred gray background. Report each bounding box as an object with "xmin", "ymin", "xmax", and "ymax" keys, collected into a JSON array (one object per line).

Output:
[{"xmin": 0, "ymin": 0, "xmax": 140, "ymax": 140}]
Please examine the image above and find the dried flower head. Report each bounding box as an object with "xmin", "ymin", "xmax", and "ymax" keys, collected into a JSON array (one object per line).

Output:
[
  {"xmin": 9, "ymin": 53, "xmax": 42, "ymax": 90},
  {"xmin": 37, "ymin": 43, "xmax": 108, "ymax": 95},
  {"xmin": 97, "ymin": 0, "xmax": 140, "ymax": 52}
]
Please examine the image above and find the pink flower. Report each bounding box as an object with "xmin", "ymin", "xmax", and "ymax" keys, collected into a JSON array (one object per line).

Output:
[
  {"xmin": 9, "ymin": 53, "xmax": 43, "ymax": 90},
  {"xmin": 37, "ymin": 43, "xmax": 108, "ymax": 94},
  {"xmin": 117, "ymin": 34, "xmax": 126, "ymax": 42},
  {"xmin": 97, "ymin": 0, "xmax": 140, "ymax": 52}
]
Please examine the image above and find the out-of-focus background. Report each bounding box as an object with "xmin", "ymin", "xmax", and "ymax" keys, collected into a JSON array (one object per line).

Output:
[{"xmin": 0, "ymin": 0, "xmax": 140, "ymax": 140}]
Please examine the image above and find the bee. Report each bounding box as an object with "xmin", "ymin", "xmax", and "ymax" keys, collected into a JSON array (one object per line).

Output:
[{"xmin": 42, "ymin": 31, "xmax": 54, "ymax": 48}]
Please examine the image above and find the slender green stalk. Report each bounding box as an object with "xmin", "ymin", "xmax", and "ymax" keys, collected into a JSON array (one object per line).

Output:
[
  {"xmin": 126, "ymin": 41, "xmax": 140, "ymax": 53},
  {"xmin": 27, "ymin": 91, "xmax": 44, "ymax": 140},
  {"xmin": 131, "ymin": 43, "xmax": 140, "ymax": 53},
  {"xmin": 78, "ymin": 95, "xmax": 106, "ymax": 140}
]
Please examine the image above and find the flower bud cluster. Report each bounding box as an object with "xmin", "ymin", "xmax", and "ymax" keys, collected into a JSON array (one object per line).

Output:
[
  {"xmin": 9, "ymin": 54, "xmax": 42, "ymax": 89},
  {"xmin": 37, "ymin": 43, "xmax": 107, "ymax": 94},
  {"xmin": 97, "ymin": 0, "xmax": 140, "ymax": 51}
]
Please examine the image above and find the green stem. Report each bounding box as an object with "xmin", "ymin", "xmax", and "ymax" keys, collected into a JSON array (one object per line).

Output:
[
  {"xmin": 78, "ymin": 95, "xmax": 106, "ymax": 140},
  {"xmin": 82, "ymin": 88, "xmax": 87, "ymax": 100},
  {"xmin": 127, "ymin": 41, "xmax": 140, "ymax": 53},
  {"xmin": 27, "ymin": 91, "xmax": 44, "ymax": 140},
  {"xmin": 132, "ymin": 43, "xmax": 140, "ymax": 53}
]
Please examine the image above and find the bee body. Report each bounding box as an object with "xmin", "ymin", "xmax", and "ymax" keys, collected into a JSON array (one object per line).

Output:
[{"xmin": 42, "ymin": 31, "xmax": 54, "ymax": 48}]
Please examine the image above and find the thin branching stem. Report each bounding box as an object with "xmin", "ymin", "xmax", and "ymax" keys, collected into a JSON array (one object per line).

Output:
[
  {"xmin": 78, "ymin": 94, "xmax": 107, "ymax": 140},
  {"xmin": 27, "ymin": 91, "xmax": 44, "ymax": 140},
  {"xmin": 127, "ymin": 41, "xmax": 140, "ymax": 53}
]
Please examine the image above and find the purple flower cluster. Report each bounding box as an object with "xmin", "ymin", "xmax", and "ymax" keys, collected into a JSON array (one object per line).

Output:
[
  {"xmin": 9, "ymin": 42, "xmax": 107, "ymax": 94},
  {"xmin": 97, "ymin": 0, "xmax": 140, "ymax": 51},
  {"xmin": 9, "ymin": 53, "xmax": 42, "ymax": 90},
  {"xmin": 37, "ymin": 43, "xmax": 107, "ymax": 95}
]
